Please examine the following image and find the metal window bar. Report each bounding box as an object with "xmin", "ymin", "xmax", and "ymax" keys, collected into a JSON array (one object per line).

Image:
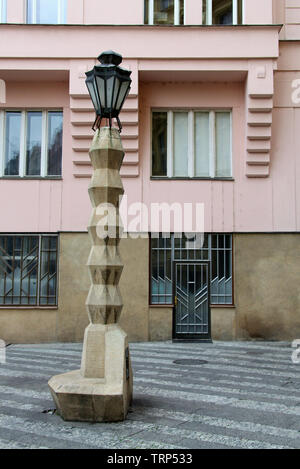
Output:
[{"xmin": 0, "ymin": 234, "xmax": 58, "ymax": 306}]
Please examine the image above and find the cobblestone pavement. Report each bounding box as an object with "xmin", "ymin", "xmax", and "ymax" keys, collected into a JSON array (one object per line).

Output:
[{"xmin": 0, "ymin": 341, "xmax": 300, "ymax": 449}]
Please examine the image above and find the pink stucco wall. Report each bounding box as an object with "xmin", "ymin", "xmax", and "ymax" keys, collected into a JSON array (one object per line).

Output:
[{"xmin": 0, "ymin": 1, "xmax": 300, "ymax": 234}]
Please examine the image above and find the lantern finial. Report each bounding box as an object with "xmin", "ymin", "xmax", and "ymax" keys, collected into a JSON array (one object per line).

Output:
[{"xmin": 98, "ymin": 51, "xmax": 122, "ymax": 66}]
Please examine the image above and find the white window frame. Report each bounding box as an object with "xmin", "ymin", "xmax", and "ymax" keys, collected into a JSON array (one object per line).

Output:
[
  {"xmin": 27, "ymin": 0, "xmax": 66, "ymax": 24},
  {"xmin": 0, "ymin": 109, "xmax": 63, "ymax": 178},
  {"xmin": 152, "ymin": 109, "xmax": 233, "ymax": 179},
  {"xmin": 0, "ymin": 0, "xmax": 6, "ymax": 23},
  {"xmin": 204, "ymin": 0, "xmax": 244, "ymax": 25},
  {"xmin": 147, "ymin": 0, "xmax": 183, "ymax": 25}
]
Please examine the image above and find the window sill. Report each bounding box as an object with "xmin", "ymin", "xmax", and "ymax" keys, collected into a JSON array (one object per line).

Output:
[
  {"xmin": 0, "ymin": 176, "xmax": 62, "ymax": 180},
  {"xmin": 150, "ymin": 304, "xmax": 174, "ymax": 308},
  {"xmin": 151, "ymin": 177, "xmax": 235, "ymax": 181},
  {"xmin": 149, "ymin": 304, "xmax": 235, "ymax": 308},
  {"xmin": 0, "ymin": 306, "xmax": 58, "ymax": 310},
  {"xmin": 211, "ymin": 304, "xmax": 235, "ymax": 308}
]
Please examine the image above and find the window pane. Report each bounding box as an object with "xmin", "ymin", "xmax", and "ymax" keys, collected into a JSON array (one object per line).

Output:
[
  {"xmin": 27, "ymin": 0, "xmax": 66, "ymax": 24},
  {"xmin": 210, "ymin": 233, "xmax": 232, "ymax": 304},
  {"xmin": 61, "ymin": 0, "xmax": 67, "ymax": 23},
  {"xmin": 203, "ymin": 0, "xmax": 207, "ymax": 24},
  {"xmin": 37, "ymin": 0, "xmax": 59, "ymax": 23},
  {"xmin": 152, "ymin": 112, "xmax": 167, "ymax": 176},
  {"xmin": 238, "ymin": 0, "xmax": 243, "ymax": 24},
  {"xmin": 26, "ymin": 111, "xmax": 42, "ymax": 176},
  {"xmin": 47, "ymin": 111, "xmax": 63, "ymax": 176},
  {"xmin": 4, "ymin": 112, "xmax": 21, "ymax": 176},
  {"xmin": 144, "ymin": 0, "xmax": 149, "ymax": 23},
  {"xmin": 195, "ymin": 112, "xmax": 210, "ymax": 177},
  {"xmin": 0, "ymin": 235, "xmax": 39, "ymax": 306},
  {"xmin": 154, "ymin": 0, "xmax": 174, "ymax": 24},
  {"xmin": 27, "ymin": 0, "xmax": 33, "ymax": 22},
  {"xmin": 174, "ymin": 112, "xmax": 188, "ymax": 177},
  {"xmin": 215, "ymin": 112, "xmax": 231, "ymax": 177},
  {"xmin": 39, "ymin": 236, "xmax": 58, "ymax": 306},
  {"xmin": 151, "ymin": 234, "xmax": 172, "ymax": 305},
  {"xmin": 212, "ymin": 0, "xmax": 233, "ymax": 25},
  {"xmin": 1, "ymin": 0, "xmax": 7, "ymax": 22},
  {"xmin": 180, "ymin": 0, "xmax": 184, "ymax": 24}
]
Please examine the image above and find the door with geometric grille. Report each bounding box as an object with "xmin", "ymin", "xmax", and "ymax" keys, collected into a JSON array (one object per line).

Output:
[{"xmin": 173, "ymin": 262, "xmax": 211, "ymax": 342}]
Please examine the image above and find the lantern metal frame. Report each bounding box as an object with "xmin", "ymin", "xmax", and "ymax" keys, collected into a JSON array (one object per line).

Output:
[{"xmin": 85, "ymin": 50, "xmax": 132, "ymax": 133}]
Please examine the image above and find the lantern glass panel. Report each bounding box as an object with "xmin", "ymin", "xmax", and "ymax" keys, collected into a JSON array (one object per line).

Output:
[
  {"xmin": 106, "ymin": 76, "xmax": 115, "ymax": 110},
  {"xmin": 112, "ymin": 77, "xmax": 121, "ymax": 109},
  {"xmin": 87, "ymin": 81, "xmax": 100, "ymax": 113},
  {"xmin": 116, "ymin": 81, "xmax": 130, "ymax": 112},
  {"xmin": 96, "ymin": 76, "xmax": 106, "ymax": 109}
]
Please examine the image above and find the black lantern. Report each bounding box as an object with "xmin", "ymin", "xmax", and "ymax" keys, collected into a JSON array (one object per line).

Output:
[{"xmin": 85, "ymin": 50, "xmax": 132, "ymax": 133}]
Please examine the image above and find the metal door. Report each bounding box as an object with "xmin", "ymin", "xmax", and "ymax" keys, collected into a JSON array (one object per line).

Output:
[{"xmin": 173, "ymin": 262, "xmax": 211, "ymax": 342}]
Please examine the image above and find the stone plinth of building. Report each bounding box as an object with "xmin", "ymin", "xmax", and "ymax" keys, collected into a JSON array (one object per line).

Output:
[{"xmin": 48, "ymin": 128, "xmax": 133, "ymax": 422}]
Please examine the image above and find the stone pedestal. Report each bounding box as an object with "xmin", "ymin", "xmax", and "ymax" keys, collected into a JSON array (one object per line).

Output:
[{"xmin": 48, "ymin": 128, "xmax": 133, "ymax": 422}]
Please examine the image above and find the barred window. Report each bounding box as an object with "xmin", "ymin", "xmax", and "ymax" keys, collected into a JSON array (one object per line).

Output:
[
  {"xmin": 0, "ymin": 235, "xmax": 58, "ymax": 306},
  {"xmin": 151, "ymin": 233, "xmax": 233, "ymax": 305}
]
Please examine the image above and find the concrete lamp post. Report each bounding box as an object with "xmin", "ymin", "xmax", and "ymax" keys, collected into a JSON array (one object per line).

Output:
[{"xmin": 48, "ymin": 51, "xmax": 133, "ymax": 422}]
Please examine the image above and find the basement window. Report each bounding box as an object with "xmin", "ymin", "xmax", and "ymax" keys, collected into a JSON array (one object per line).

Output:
[
  {"xmin": 0, "ymin": 235, "xmax": 59, "ymax": 307},
  {"xmin": 150, "ymin": 233, "xmax": 233, "ymax": 305}
]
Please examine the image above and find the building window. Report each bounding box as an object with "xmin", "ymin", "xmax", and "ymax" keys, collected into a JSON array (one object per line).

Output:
[
  {"xmin": 0, "ymin": 110, "xmax": 63, "ymax": 178},
  {"xmin": 203, "ymin": 0, "xmax": 243, "ymax": 25},
  {"xmin": 145, "ymin": 0, "xmax": 184, "ymax": 25},
  {"xmin": 151, "ymin": 234, "xmax": 233, "ymax": 305},
  {"xmin": 27, "ymin": 0, "xmax": 67, "ymax": 24},
  {"xmin": 0, "ymin": 0, "xmax": 6, "ymax": 23},
  {"xmin": 0, "ymin": 235, "xmax": 59, "ymax": 306},
  {"xmin": 152, "ymin": 110, "xmax": 232, "ymax": 179}
]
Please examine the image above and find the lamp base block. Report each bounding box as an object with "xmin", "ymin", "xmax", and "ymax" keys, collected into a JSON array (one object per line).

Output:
[{"xmin": 48, "ymin": 324, "xmax": 133, "ymax": 423}]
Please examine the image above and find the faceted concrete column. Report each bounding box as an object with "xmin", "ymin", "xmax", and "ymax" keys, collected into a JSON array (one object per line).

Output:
[{"xmin": 48, "ymin": 128, "xmax": 133, "ymax": 422}]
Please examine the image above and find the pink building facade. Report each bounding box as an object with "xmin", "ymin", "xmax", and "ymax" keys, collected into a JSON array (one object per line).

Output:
[{"xmin": 0, "ymin": 0, "xmax": 299, "ymax": 343}]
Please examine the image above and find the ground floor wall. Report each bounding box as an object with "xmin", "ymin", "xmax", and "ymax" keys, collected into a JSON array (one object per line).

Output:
[
  {"xmin": 234, "ymin": 233, "xmax": 300, "ymax": 341},
  {"xmin": 0, "ymin": 232, "xmax": 299, "ymax": 344}
]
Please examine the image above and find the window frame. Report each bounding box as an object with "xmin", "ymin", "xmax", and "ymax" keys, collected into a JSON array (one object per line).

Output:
[
  {"xmin": 0, "ymin": 234, "xmax": 59, "ymax": 308},
  {"xmin": 203, "ymin": 0, "xmax": 244, "ymax": 25},
  {"xmin": 151, "ymin": 109, "xmax": 233, "ymax": 180},
  {"xmin": 0, "ymin": 109, "xmax": 63, "ymax": 179},
  {"xmin": 145, "ymin": 0, "xmax": 184, "ymax": 25},
  {"xmin": 26, "ymin": 0, "xmax": 66, "ymax": 25},
  {"xmin": 0, "ymin": 0, "xmax": 6, "ymax": 23},
  {"xmin": 149, "ymin": 233, "xmax": 234, "ymax": 307}
]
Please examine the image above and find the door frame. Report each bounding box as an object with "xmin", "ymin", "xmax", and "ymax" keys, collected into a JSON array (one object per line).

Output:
[{"xmin": 172, "ymin": 261, "xmax": 212, "ymax": 343}]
